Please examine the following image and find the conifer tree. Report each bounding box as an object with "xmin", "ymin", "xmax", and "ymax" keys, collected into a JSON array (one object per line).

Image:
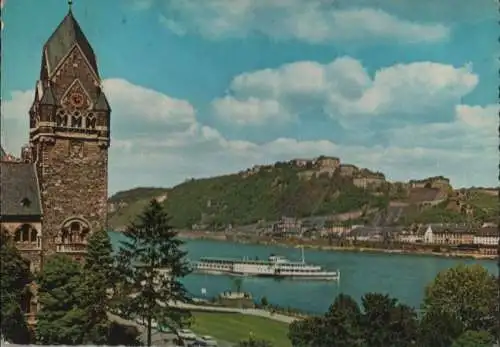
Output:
[
  {"xmin": 116, "ymin": 199, "xmax": 192, "ymax": 346},
  {"xmin": 36, "ymin": 254, "xmax": 87, "ymax": 344},
  {"xmin": 0, "ymin": 232, "xmax": 32, "ymax": 344},
  {"xmin": 82, "ymin": 229, "xmax": 116, "ymax": 344}
]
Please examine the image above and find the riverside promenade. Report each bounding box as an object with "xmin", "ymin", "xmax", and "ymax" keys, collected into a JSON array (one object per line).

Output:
[
  {"xmin": 168, "ymin": 300, "xmax": 299, "ymax": 324},
  {"xmin": 126, "ymin": 291, "xmax": 300, "ymax": 324}
]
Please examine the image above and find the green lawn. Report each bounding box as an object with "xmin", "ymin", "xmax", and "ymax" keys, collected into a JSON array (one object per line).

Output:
[{"xmin": 190, "ymin": 311, "xmax": 292, "ymax": 347}]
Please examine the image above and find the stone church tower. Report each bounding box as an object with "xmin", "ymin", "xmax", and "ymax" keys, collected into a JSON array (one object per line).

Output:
[{"xmin": 28, "ymin": 7, "xmax": 111, "ymax": 261}]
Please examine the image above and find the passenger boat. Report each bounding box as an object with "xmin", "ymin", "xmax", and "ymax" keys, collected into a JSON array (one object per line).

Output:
[{"xmin": 191, "ymin": 247, "xmax": 340, "ymax": 281}]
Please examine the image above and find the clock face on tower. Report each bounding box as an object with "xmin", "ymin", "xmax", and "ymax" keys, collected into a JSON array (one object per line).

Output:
[{"xmin": 70, "ymin": 92, "xmax": 84, "ymax": 108}]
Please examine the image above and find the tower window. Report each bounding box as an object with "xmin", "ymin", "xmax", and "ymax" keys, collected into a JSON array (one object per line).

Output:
[
  {"xmin": 71, "ymin": 111, "xmax": 82, "ymax": 128},
  {"xmin": 56, "ymin": 109, "xmax": 68, "ymax": 127},
  {"xmin": 70, "ymin": 221, "xmax": 81, "ymax": 232},
  {"xmin": 87, "ymin": 113, "xmax": 97, "ymax": 130},
  {"xmin": 58, "ymin": 219, "xmax": 90, "ymax": 246}
]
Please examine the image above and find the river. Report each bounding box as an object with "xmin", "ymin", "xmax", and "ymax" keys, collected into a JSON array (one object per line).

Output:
[{"xmin": 108, "ymin": 231, "xmax": 497, "ymax": 315}]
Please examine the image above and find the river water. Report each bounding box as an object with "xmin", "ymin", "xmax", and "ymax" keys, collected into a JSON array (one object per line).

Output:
[{"xmin": 108, "ymin": 231, "xmax": 497, "ymax": 314}]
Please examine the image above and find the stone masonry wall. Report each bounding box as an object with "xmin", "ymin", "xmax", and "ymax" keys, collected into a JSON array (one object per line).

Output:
[
  {"xmin": 33, "ymin": 43, "xmax": 109, "ymax": 257},
  {"xmin": 38, "ymin": 139, "xmax": 108, "ymax": 255},
  {"xmin": 52, "ymin": 46, "xmax": 100, "ymax": 102}
]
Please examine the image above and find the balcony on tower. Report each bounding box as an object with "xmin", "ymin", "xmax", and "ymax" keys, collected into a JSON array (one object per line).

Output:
[{"xmin": 54, "ymin": 218, "xmax": 89, "ymax": 254}]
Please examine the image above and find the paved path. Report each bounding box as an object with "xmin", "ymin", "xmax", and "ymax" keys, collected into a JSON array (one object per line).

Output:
[
  {"xmin": 128, "ymin": 293, "xmax": 300, "ymax": 323},
  {"xmin": 176, "ymin": 303, "xmax": 298, "ymax": 324},
  {"xmin": 164, "ymin": 301, "xmax": 299, "ymax": 324}
]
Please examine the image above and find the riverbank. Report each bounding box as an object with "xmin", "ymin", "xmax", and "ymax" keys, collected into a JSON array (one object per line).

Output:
[{"xmin": 178, "ymin": 231, "xmax": 497, "ymax": 261}]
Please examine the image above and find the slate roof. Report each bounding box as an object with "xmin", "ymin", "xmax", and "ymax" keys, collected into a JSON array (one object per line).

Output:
[
  {"xmin": 430, "ymin": 226, "xmax": 473, "ymax": 234},
  {"xmin": 95, "ymin": 89, "xmax": 111, "ymax": 111},
  {"xmin": 42, "ymin": 10, "xmax": 98, "ymax": 77},
  {"xmin": 39, "ymin": 83, "xmax": 57, "ymax": 105},
  {"xmin": 476, "ymin": 226, "xmax": 498, "ymax": 237},
  {"xmin": 0, "ymin": 163, "xmax": 42, "ymax": 217}
]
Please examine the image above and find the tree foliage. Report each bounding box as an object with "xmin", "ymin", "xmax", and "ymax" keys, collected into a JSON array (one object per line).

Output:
[
  {"xmin": 287, "ymin": 264, "xmax": 497, "ymax": 347},
  {"xmin": 361, "ymin": 293, "xmax": 418, "ymax": 347},
  {"xmin": 451, "ymin": 330, "xmax": 495, "ymax": 347},
  {"xmin": 237, "ymin": 335, "xmax": 273, "ymax": 347},
  {"xmin": 0, "ymin": 236, "xmax": 32, "ymax": 344},
  {"xmin": 107, "ymin": 321, "xmax": 142, "ymax": 346},
  {"xmin": 423, "ymin": 264, "xmax": 496, "ymax": 332},
  {"xmin": 81, "ymin": 229, "xmax": 116, "ymax": 344},
  {"xmin": 116, "ymin": 199, "xmax": 192, "ymax": 346},
  {"xmin": 418, "ymin": 309, "xmax": 464, "ymax": 347},
  {"xmin": 36, "ymin": 254, "xmax": 87, "ymax": 345},
  {"xmin": 288, "ymin": 293, "xmax": 417, "ymax": 347},
  {"xmin": 288, "ymin": 294, "xmax": 356, "ymax": 347},
  {"xmin": 288, "ymin": 316, "xmax": 330, "ymax": 347}
]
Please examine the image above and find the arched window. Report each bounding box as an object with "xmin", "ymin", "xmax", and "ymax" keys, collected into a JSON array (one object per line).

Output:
[
  {"xmin": 56, "ymin": 109, "xmax": 68, "ymax": 127},
  {"xmin": 71, "ymin": 111, "xmax": 82, "ymax": 128},
  {"xmin": 86, "ymin": 113, "xmax": 97, "ymax": 130},
  {"xmin": 59, "ymin": 218, "xmax": 90, "ymax": 244},
  {"xmin": 14, "ymin": 224, "xmax": 38, "ymax": 243}
]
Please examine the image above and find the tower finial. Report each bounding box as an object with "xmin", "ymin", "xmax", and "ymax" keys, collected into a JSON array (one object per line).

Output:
[{"xmin": 68, "ymin": 0, "xmax": 73, "ymax": 11}]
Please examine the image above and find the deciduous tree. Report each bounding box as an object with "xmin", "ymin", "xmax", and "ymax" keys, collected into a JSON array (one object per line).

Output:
[
  {"xmin": 116, "ymin": 199, "xmax": 192, "ymax": 346},
  {"xmin": 418, "ymin": 309, "xmax": 463, "ymax": 347},
  {"xmin": 451, "ymin": 330, "xmax": 495, "ymax": 347},
  {"xmin": 423, "ymin": 264, "xmax": 496, "ymax": 332},
  {"xmin": 361, "ymin": 293, "xmax": 418, "ymax": 347},
  {"xmin": 288, "ymin": 316, "xmax": 327, "ymax": 347},
  {"xmin": 288, "ymin": 293, "xmax": 362, "ymax": 347}
]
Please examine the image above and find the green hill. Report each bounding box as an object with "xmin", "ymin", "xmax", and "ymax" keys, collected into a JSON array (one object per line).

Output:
[
  {"xmin": 109, "ymin": 159, "xmax": 390, "ymax": 229},
  {"xmin": 107, "ymin": 158, "xmax": 497, "ymax": 230},
  {"xmin": 108, "ymin": 187, "xmax": 170, "ymax": 229}
]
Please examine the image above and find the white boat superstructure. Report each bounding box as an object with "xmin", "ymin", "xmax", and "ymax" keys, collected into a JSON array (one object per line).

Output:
[{"xmin": 192, "ymin": 248, "xmax": 340, "ymax": 281}]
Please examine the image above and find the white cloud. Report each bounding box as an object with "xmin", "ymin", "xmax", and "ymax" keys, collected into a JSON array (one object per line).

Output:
[
  {"xmin": 212, "ymin": 96, "xmax": 291, "ymax": 125},
  {"xmin": 385, "ymin": 104, "xmax": 498, "ymax": 151},
  {"xmin": 213, "ymin": 57, "xmax": 479, "ymax": 127},
  {"xmin": 103, "ymin": 79, "xmax": 197, "ymax": 134},
  {"xmin": 1, "ymin": 90, "xmax": 34, "ymax": 152},
  {"xmin": 455, "ymin": 104, "xmax": 497, "ymax": 129},
  {"xmin": 1, "ymin": 78, "xmax": 496, "ymax": 195},
  {"xmin": 154, "ymin": 0, "xmax": 449, "ymax": 44}
]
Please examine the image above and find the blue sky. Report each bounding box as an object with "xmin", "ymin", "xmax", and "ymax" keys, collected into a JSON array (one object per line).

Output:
[{"xmin": 1, "ymin": 0, "xmax": 497, "ymax": 194}]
